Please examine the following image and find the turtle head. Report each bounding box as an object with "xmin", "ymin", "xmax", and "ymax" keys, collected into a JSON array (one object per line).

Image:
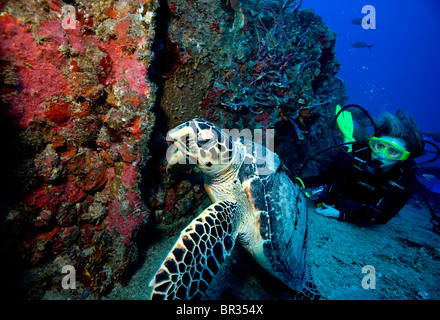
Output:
[{"xmin": 166, "ymin": 119, "xmax": 237, "ymax": 176}]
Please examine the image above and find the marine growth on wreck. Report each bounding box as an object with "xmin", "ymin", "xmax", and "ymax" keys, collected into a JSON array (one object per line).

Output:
[{"xmin": 1, "ymin": 0, "xmax": 346, "ymax": 299}]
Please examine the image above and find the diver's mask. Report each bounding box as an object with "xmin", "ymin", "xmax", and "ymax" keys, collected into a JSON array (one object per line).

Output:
[
  {"xmin": 369, "ymin": 136, "xmax": 410, "ymax": 171},
  {"xmin": 369, "ymin": 136, "xmax": 410, "ymax": 161}
]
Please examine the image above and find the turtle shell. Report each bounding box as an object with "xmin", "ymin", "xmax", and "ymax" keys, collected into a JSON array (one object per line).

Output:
[{"xmin": 237, "ymin": 140, "xmax": 308, "ymax": 291}]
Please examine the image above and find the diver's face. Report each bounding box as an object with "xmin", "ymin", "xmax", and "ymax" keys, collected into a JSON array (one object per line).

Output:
[{"xmin": 371, "ymin": 136, "xmax": 407, "ymax": 172}]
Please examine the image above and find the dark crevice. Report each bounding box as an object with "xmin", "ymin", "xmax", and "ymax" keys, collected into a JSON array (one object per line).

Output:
[
  {"xmin": 136, "ymin": 0, "xmax": 173, "ymax": 265},
  {"xmin": 140, "ymin": 0, "xmax": 171, "ymax": 199}
]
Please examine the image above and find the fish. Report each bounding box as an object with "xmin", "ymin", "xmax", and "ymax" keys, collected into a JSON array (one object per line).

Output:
[
  {"xmin": 351, "ymin": 41, "xmax": 375, "ymax": 50},
  {"xmin": 351, "ymin": 17, "xmax": 363, "ymax": 25},
  {"xmin": 422, "ymin": 174, "xmax": 435, "ymax": 181}
]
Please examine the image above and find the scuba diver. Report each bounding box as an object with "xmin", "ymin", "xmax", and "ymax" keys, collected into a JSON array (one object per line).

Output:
[{"xmin": 299, "ymin": 106, "xmax": 426, "ymax": 225}]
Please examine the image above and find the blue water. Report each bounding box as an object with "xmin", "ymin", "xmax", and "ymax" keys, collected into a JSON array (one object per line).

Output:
[
  {"xmin": 302, "ymin": 0, "xmax": 439, "ymax": 131},
  {"xmin": 301, "ymin": 0, "xmax": 440, "ymax": 172}
]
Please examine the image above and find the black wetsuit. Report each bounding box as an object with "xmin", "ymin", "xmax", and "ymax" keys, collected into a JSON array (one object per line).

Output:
[{"xmin": 303, "ymin": 142, "xmax": 419, "ymax": 224}]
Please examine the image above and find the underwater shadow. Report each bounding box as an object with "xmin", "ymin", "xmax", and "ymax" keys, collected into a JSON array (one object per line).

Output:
[
  {"xmin": 134, "ymin": 0, "xmax": 179, "ymax": 276},
  {"xmin": 0, "ymin": 104, "xmax": 39, "ymax": 298}
]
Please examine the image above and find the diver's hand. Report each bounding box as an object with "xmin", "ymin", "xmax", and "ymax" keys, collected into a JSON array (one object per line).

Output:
[{"xmin": 315, "ymin": 203, "xmax": 340, "ymax": 219}]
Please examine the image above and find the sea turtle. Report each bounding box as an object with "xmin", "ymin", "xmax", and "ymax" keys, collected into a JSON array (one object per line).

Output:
[{"xmin": 149, "ymin": 119, "xmax": 319, "ymax": 300}]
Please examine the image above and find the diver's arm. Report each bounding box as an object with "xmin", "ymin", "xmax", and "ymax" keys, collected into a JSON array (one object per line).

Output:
[{"xmin": 338, "ymin": 201, "xmax": 395, "ymax": 225}]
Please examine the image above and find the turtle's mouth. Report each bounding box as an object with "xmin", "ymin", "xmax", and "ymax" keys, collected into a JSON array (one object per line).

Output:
[{"xmin": 166, "ymin": 128, "xmax": 199, "ymax": 171}]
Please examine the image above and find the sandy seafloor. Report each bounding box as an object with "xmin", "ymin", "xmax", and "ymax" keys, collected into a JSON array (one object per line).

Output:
[{"xmin": 107, "ymin": 191, "xmax": 440, "ymax": 300}]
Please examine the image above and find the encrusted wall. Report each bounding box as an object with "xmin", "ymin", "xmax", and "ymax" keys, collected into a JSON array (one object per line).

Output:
[{"xmin": 0, "ymin": 0, "xmax": 158, "ymax": 298}]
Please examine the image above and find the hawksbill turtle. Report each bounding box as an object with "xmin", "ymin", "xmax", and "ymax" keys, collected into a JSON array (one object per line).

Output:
[{"xmin": 149, "ymin": 119, "xmax": 319, "ymax": 300}]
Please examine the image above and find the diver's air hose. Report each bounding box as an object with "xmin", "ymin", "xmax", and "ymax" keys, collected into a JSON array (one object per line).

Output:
[{"xmin": 415, "ymin": 140, "xmax": 440, "ymax": 168}]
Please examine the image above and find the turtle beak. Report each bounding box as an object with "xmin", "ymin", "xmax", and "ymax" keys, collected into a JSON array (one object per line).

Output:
[
  {"xmin": 166, "ymin": 124, "xmax": 198, "ymax": 172},
  {"xmin": 166, "ymin": 148, "xmax": 187, "ymax": 173}
]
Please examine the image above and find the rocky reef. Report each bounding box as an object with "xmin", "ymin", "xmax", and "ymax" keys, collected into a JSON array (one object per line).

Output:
[
  {"xmin": 147, "ymin": 0, "xmax": 346, "ymax": 251},
  {"xmin": 0, "ymin": 0, "xmax": 346, "ymax": 299}
]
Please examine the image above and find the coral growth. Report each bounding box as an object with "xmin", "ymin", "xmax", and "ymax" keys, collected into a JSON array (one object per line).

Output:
[
  {"xmin": 148, "ymin": 0, "xmax": 346, "ymax": 232},
  {"xmin": 0, "ymin": 0, "xmax": 158, "ymax": 299}
]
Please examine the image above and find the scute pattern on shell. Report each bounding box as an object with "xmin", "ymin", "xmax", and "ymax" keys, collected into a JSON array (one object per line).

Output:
[{"xmin": 237, "ymin": 138, "xmax": 309, "ymax": 292}]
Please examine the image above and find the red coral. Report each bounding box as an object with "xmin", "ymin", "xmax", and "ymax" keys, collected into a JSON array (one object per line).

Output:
[
  {"xmin": 124, "ymin": 117, "xmax": 142, "ymax": 139},
  {"xmin": 113, "ymin": 18, "xmax": 136, "ymax": 52},
  {"xmin": 0, "ymin": 14, "xmax": 71, "ymax": 128},
  {"xmin": 66, "ymin": 150, "xmax": 108, "ymax": 192},
  {"xmin": 63, "ymin": 20, "xmax": 85, "ymax": 53},
  {"xmin": 80, "ymin": 224, "xmax": 95, "ymax": 247},
  {"xmin": 125, "ymin": 189, "xmax": 140, "ymax": 207},
  {"xmin": 24, "ymin": 184, "xmax": 51, "ymax": 208},
  {"xmin": 64, "ymin": 177, "xmax": 87, "ymax": 203},
  {"xmin": 254, "ymin": 111, "xmax": 272, "ymax": 126},
  {"xmin": 35, "ymin": 226, "xmax": 60, "ymax": 241},
  {"xmin": 95, "ymin": 38, "xmax": 151, "ymax": 97},
  {"xmin": 104, "ymin": 198, "xmax": 146, "ymax": 245},
  {"xmin": 121, "ymin": 163, "xmax": 138, "ymax": 187},
  {"xmin": 201, "ymin": 81, "xmax": 226, "ymax": 109},
  {"xmin": 169, "ymin": 3, "xmax": 178, "ymax": 14},
  {"xmin": 120, "ymin": 143, "xmax": 138, "ymax": 163},
  {"xmin": 44, "ymin": 98, "xmax": 71, "ymax": 124}
]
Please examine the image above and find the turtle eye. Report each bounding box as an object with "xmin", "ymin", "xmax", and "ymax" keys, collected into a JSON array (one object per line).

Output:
[
  {"xmin": 197, "ymin": 137, "xmax": 210, "ymax": 148},
  {"xmin": 197, "ymin": 130, "xmax": 217, "ymax": 149}
]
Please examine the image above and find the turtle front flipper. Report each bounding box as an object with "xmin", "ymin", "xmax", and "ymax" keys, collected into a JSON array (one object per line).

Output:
[{"xmin": 149, "ymin": 200, "xmax": 240, "ymax": 300}]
